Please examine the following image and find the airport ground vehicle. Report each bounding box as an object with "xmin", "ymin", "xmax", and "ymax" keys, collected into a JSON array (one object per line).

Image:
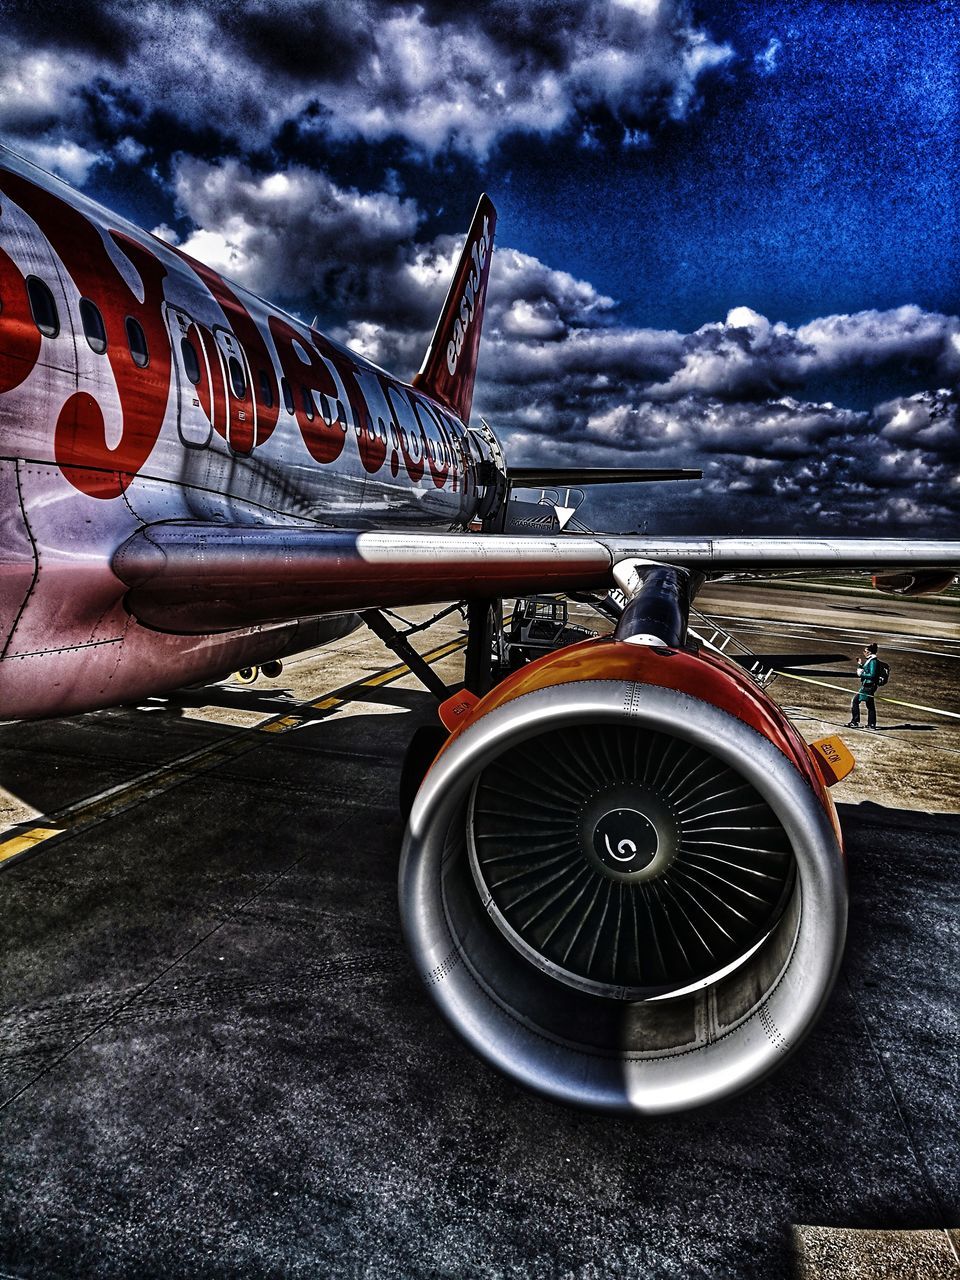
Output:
[{"xmin": 501, "ymin": 596, "xmax": 595, "ymax": 667}]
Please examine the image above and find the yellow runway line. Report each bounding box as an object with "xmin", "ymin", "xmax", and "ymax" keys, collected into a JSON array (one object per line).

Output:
[
  {"xmin": 360, "ymin": 638, "xmax": 467, "ymax": 688},
  {"xmin": 258, "ymin": 715, "xmax": 305, "ymax": 733},
  {"xmin": 0, "ymin": 827, "xmax": 64, "ymax": 865},
  {"xmin": 0, "ymin": 631, "xmax": 469, "ymax": 872}
]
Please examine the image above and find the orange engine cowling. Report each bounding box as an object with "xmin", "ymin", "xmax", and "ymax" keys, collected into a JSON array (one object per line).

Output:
[
  {"xmin": 872, "ymin": 570, "xmax": 957, "ymax": 596},
  {"xmin": 399, "ymin": 638, "xmax": 847, "ymax": 1115}
]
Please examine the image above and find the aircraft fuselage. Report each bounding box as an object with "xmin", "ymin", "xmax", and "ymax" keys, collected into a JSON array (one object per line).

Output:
[{"xmin": 0, "ymin": 149, "xmax": 496, "ymax": 717}]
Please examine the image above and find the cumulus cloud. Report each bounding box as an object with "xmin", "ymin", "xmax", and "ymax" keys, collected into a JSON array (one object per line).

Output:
[
  {"xmin": 873, "ymin": 388, "xmax": 960, "ymax": 455},
  {"xmin": 0, "ymin": 4, "xmax": 952, "ymax": 537},
  {"xmin": 306, "ymin": 0, "xmax": 734, "ymax": 154},
  {"xmin": 0, "ymin": 36, "xmax": 111, "ymax": 181},
  {"xmin": 477, "ymin": 311, "xmax": 960, "ymax": 535},
  {"xmin": 158, "ymin": 156, "xmax": 421, "ymax": 316},
  {"xmin": 0, "ymin": 0, "xmax": 733, "ymax": 164},
  {"xmin": 493, "ymin": 248, "xmax": 616, "ymax": 338},
  {"xmin": 0, "ymin": 39, "xmax": 98, "ymax": 136},
  {"xmin": 642, "ymin": 304, "xmax": 960, "ymax": 402},
  {"xmin": 796, "ymin": 306, "xmax": 960, "ymax": 381},
  {"xmin": 755, "ymin": 37, "xmax": 782, "ymax": 76},
  {"xmin": 157, "ymin": 153, "xmax": 619, "ymax": 326},
  {"xmin": 19, "ymin": 138, "xmax": 106, "ymax": 185},
  {"xmin": 528, "ymin": 390, "xmax": 959, "ymax": 534},
  {"xmin": 152, "ymin": 148, "xmax": 959, "ymax": 533}
]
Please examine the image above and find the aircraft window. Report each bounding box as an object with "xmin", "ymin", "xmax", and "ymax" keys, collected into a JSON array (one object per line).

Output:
[
  {"xmin": 125, "ymin": 316, "xmax": 149, "ymax": 367},
  {"xmin": 27, "ymin": 276, "xmax": 59, "ymax": 338},
  {"xmin": 180, "ymin": 337, "xmax": 201, "ymax": 385},
  {"xmin": 281, "ymin": 377, "xmax": 295, "ymax": 414},
  {"xmin": 321, "ymin": 396, "xmax": 347, "ymax": 432},
  {"xmin": 301, "ymin": 386, "xmax": 315, "ymax": 421},
  {"xmin": 228, "ymin": 355, "xmax": 246, "ymax": 399},
  {"xmin": 413, "ymin": 399, "xmax": 447, "ymax": 467},
  {"xmin": 258, "ymin": 369, "xmax": 274, "ymax": 407},
  {"xmin": 79, "ymin": 298, "xmax": 106, "ymax": 353}
]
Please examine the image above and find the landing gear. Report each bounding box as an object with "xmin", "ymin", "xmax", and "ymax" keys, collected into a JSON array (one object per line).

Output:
[
  {"xmin": 360, "ymin": 609, "xmax": 450, "ymax": 698},
  {"xmin": 464, "ymin": 598, "xmax": 498, "ymax": 695},
  {"xmin": 234, "ymin": 659, "xmax": 283, "ymax": 684}
]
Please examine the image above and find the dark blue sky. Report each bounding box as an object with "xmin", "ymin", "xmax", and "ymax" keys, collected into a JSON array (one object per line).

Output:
[{"xmin": 493, "ymin": 1, "xmax": 960, "ymax": 334}]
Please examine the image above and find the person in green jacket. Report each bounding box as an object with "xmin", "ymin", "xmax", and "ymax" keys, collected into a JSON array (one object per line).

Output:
[{"xmin": 847, "ymin": 642, "xmax": 880, "ymax": 730}]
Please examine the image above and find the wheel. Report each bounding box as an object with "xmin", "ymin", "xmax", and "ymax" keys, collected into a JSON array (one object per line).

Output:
[
  {"xmin": 399, "ymin": 724, "xmax": 449, "ymax": 819},
  {"xmin": 235, "ymin": 666, "xmax": 259, "ymax": 684},
  {"xmin": 261, "ymin": 659, "xmax": 283, "ymax": 678}
]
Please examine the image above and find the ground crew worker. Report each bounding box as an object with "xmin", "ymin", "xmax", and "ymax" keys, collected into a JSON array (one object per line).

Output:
[{"xmin": 847, "ymin": 642, "xmax": 881, "ymax": 730}]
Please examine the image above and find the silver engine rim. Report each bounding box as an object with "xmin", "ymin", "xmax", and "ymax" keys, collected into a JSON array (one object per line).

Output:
[{"xmin": 400, "ymin": 677, "xmax": 847, "ymax": 1115}]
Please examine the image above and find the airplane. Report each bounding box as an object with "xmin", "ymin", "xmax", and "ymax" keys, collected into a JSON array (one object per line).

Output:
[{"xmin": 1, "ymin": 142, "xmax": 958, "ymax": 1117}]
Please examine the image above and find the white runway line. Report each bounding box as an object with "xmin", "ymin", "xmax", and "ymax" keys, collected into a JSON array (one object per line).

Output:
[{"xmin": 705, "ymin": 615, "xmax": 960, "ymax": 660}]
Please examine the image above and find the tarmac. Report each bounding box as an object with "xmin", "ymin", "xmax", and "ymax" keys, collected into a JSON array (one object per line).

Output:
[{"xmin": 0, "ymin": 583, "xmax": 957, "ymax": 1279}]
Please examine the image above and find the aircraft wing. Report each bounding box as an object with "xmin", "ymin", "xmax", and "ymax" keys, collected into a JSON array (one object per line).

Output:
[{"xmin": 114, "ymin": 524, "xmax": 960, "ymax": 634}]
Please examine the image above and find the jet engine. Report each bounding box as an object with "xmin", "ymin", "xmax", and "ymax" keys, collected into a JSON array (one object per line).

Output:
[
  {"xmin": 399, "ymin": 638, "xmax": 847, "ymax": 1114},
  {"xmin": 872, "ymin": 570, "xmax": 957, "ymax": 596}
]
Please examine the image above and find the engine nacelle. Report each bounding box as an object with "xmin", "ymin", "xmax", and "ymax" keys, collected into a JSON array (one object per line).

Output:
[
  {"xmin": 400, "ymin": 639, "xmax": 847, "ymax": 1114},
  {"xmin": 872, "ymin": 570, "xmax": 957, "ymax": 596}
]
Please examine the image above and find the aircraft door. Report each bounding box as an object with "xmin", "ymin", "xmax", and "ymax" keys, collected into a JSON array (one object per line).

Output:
[
  {"xmin": 165, "ymin": 306, "xmax": 213, "ymax": 447},
  {"xmin": 212, "ymin": 326, "xmax": 257, "ymax": 454}
]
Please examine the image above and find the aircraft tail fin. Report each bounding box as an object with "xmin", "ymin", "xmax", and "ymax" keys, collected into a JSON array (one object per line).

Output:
[{"xmin": 413, "ymin": 194, "xmax": 496, "ymax": 423}]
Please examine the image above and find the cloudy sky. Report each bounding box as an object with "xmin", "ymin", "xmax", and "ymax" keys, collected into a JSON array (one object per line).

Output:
[{"xmin": 1, "ymin": 0, "xmax": 957, "ymax": 534}]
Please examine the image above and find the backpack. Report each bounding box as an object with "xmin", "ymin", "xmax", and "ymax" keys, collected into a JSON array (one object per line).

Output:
[{"xmin": 875, "ymin": 659, "xmax": 890, "ymax": 687}]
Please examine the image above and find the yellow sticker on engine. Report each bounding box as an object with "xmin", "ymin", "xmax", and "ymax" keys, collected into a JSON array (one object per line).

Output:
[{"xmin": 809, "ymin": 735, "xmax": 856, "ymax": 786}]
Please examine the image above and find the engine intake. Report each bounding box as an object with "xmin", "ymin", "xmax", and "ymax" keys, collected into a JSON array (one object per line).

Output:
[{"xmin": 400, "ymin": 640, "xmax": 847, "ymax": 1114}]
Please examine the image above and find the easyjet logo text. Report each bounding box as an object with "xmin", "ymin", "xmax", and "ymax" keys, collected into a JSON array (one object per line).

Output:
[{"xmin": 445, "ymin": 216, "xmax": 491, "ymax": 377}]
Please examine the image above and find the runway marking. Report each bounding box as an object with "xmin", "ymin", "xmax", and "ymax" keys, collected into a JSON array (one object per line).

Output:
[
  {"xmin": 778, "ymin": 670, "xmax": 960, "ymax": 720},
  {"xmin": 720, "ymin": 624, "xmax": 959, "ymax": 662},
  {"xmin": 258, "ymin": 715, "xmax": 304, "ymax": 733},
  {"xmin": 361, "ymin": 637, "xmax": 466, "ymax": 687},
  {"xmin": 704, "ymin": 612, "xmax": 960, "ymax": 655},
  {"xmin": 742, "ymin": 576, "xmax": 960, "ymax": 604},
  {"xmin": 0, "ymin": 634, "xmax": 467, "ymax": 871},
  {"xmin": 0, "ymin": 826, "xmax": 64, "ymax": 864}
]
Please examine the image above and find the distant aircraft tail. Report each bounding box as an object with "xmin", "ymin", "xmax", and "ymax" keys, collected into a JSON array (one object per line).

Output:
[{"xmin": 413, "ymin": 193, "xmax": 496, "ymax": 423}]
